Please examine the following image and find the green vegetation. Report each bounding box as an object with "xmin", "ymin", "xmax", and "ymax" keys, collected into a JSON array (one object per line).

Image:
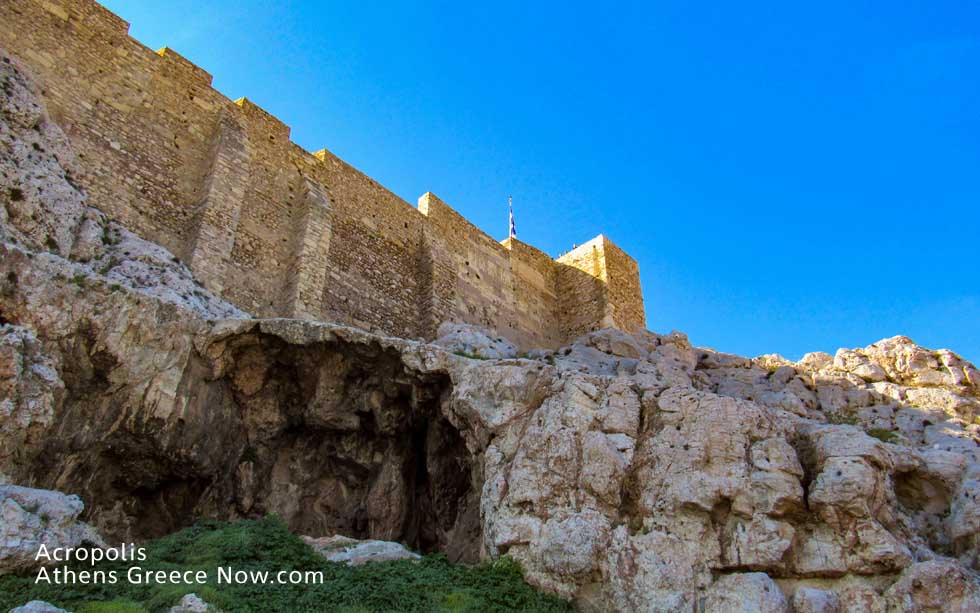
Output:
[
  {"xmin": 9, "ymin": 186, "xmax": 24, "ymax": 201},
  {"xmin": 867, "ymin": 428, "xmax": 899, "ymax": 443},
  {"xmin": 75, "ymin": 601, "xmax": 148, "ymax": 613},
  {"xmin": 825, "ymin": 412, "xmax": 860, "ymax": 426},
  {"xmin": 0, "ymin": 517, "xmax": 572, "ymax": 613}
]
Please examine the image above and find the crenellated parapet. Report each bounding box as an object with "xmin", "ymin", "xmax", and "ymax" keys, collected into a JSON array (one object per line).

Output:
[
  {"xmin": 157, "ymin": 47, "xmax": 213, "ymax": 87},
  {"xmin": 0, "ymin": 0, "xmax": 646, "ymax": 348},
  {"xmin": 234, "ymin": 97, "xmax": 291, "ymax": 142}
]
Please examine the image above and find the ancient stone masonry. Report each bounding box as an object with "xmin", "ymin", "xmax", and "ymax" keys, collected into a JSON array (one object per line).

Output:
[
  {"xmin": 556, "ymin": 236, "xmax": 645, "ymax": 341},
  {"xmin": 0, "ymin": 0, "xmax": 645, "ymax": 348}
]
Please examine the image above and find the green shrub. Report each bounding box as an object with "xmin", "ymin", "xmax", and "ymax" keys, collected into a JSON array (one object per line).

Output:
[
  {"xmin": 867, "ymin": 428, "xmax": 898, "ymax": 443},
  {"xmin": 75, "ymin": 600, "xmax": 149, "ymax": 613},
  {"xmin": 825, "ymin": 412, "xmax": 860, "ymax": 426}
]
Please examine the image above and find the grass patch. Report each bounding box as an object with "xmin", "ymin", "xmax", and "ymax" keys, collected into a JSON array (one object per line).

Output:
[
  {"xmin": 0, "ymin": 517, "xmax": 572, "ymax": 613},
  {"xmin": 75, "ymin": 600, "xmax": 148, "ymax": 613},
  {"xmin": 867, "ymin": 428, "xmax": 899, "ymax": 443},
  {"xmin": 825, "ymin": 412, "xmax": 860, "ymax": 426}
]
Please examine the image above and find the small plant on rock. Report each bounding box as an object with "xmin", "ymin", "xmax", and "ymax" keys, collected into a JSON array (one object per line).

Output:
[{"xmin": 867, "ymin": 428, "xmax": 899, "ymax": 443}]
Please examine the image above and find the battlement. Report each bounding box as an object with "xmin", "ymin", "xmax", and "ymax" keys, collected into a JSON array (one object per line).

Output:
[
  {"xmin": 157, "ymin": 47, "xmax": 214, "ymax": 87},
  {"xmin": 235, "ymin": 97, "xmax": 291, "ymax": 141},
  {"xmin": 0, "ymin": 0, "xmax": 646, "ymax": 348}
]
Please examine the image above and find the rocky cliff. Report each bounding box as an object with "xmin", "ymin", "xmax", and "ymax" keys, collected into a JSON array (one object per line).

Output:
[{"xmin": 2, "ymin": 51, "xmax": 979, "ymax": 611}]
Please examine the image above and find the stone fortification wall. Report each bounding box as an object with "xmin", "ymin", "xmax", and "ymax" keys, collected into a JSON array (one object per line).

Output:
[
  {"xmin": 0, "ymin": 0, "xmax": 645, "ymax": 348},
  {"xmin": 556, "ymin": 236, "xmax": 646, "ymax": 341}
]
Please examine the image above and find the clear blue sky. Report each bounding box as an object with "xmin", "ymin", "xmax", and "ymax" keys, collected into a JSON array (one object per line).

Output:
[{"xmin": 101, "ymin": 0, "xmax": 980, "ymax": 364}]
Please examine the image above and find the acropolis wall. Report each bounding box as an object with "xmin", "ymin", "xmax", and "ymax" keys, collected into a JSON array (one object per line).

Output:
[{"xmin": 0, "ymin": 0, "xmax": 646, "ymax": 348}]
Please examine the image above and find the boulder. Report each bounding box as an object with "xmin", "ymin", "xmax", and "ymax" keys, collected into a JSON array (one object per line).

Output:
[
  {"xmin": 703, "ymin": 572, "xmax": 787, "ymax": 612},
  {"xmin": 9, "ymin": 602, "xmax": 70, "ymax": 613},
  {"xmin": 792, "ymin": 587, "xmax": 839, "ymax": 613},
  {"xmin": 168, "ymin": 593, "xmax": 219, "ymax": 613},
  {"xmin": 0, "ymin": 485, "xmax": 104, "ymax": 574},
  {"xmin": 302, "ymin": 535, "xmax": 421, "ymax": 566},
  {"xmin": 434, "ymin": 322, "xmax": 518, "ymax": 359}
]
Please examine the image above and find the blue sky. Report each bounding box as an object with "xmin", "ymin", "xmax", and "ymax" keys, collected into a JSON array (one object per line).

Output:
[{"xmin": 101, "ymin": 0, "xmax": 980, "ymax": 364}]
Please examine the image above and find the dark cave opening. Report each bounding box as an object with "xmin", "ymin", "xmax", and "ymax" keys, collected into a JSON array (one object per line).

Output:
[
  {"xmin": 403, "ymin": 410, "xmax": 475, "ymax": 556},
  {"xmin": 221, "ymin": 334, "xmax": 481, "ymax": 562},
  {"xmin": 17, "ymin": 330, "xmax": 482, "ymax": 561}
]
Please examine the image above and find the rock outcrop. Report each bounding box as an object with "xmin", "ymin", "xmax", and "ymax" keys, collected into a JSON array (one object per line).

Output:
[
  {"xmin": 1, "ymin": 47, "xmax": 978, "ymax": 611},
  {"xmin": 167, "ymin": 593, "xmax": 220, "ymax": 613},
  {"xmin": 0, "ymin": 484, "xmax": 103, "ymax": 574},
  {"xmin": 302, "ymin": 535, "xmax": 421, "ymax": 566},
  {"xmin": 433, "ymin": 322, "xmax": 519, "ymax": 360}
]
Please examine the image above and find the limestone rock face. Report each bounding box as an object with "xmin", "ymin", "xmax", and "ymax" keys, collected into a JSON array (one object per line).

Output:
[
  {"xmin": 0, "ymin": 484, "xmax": 104, "ymax": 574},
  {"xmin": 791, "ymin": 587, "xmax": 839, "ymax": 613},
  {"xmin": 1, "ymin": 46, "xmax": 979, "ymax": 611},
  {"xmin": 0, "ymin": 52, "xmax": 85, "ymax": 259},
  {"xmin": 0, "ymin": 325, "xmax": 62, "ymax": 477},
  {"xmin": 703, "ymin": 572, "xmax": 787, "ymax": 613},
  {"xmin": 882, "ymin": 560, "xmax": 980, "ymax": 612}
]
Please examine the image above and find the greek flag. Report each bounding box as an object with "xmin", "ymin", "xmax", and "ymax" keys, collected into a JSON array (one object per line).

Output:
[{"xmin": 509, "ymin": 195, "xmax": 517, "ymax": 239}]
